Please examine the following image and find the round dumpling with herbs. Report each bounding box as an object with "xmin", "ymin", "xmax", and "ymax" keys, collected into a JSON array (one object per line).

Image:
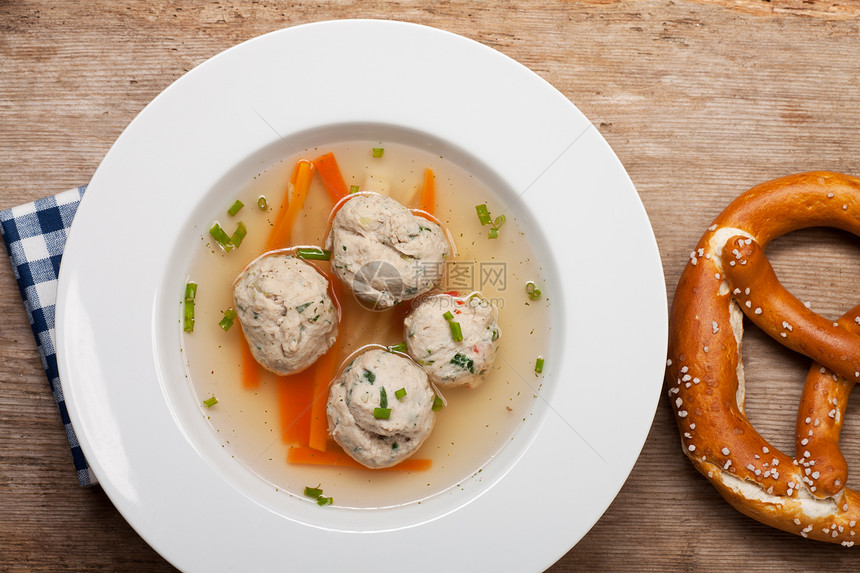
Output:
[
  {"xmin": 233, "ymin": 254, "xmax": 337, "ymax": 375},
  {"xmin": 327, "ymin": 348, "xmax": 437, "ymax": 469},
  {"xmin": 404, "ymin": 293, "xmax": 500, "ymax": 389},
  {"xmin": 325, "ymin": 193, "xmax": 449, "ymax": 309}
]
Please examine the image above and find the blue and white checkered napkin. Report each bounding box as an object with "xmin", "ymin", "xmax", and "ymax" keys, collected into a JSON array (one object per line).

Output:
[{"xmin": 0, "ymin": 186, "xmax": 97, "ymax": 486}]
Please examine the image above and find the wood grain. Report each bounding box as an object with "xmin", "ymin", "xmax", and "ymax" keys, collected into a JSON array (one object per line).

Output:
[{"xmin": 2, "ymin": 0, "xmax": 860, "ymax": 570}]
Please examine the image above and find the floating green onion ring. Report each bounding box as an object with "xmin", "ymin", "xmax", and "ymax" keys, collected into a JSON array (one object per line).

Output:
[
  {"xmin": 432, "ymin": 395, "xmax": 445, "ymax": 412},
  {"xmin": 379, "ymin": 387, "xmax": 388, "ymax": 409},
  {"xmin": 230, "ymin": 221, "xmax": 247, "ymax": 248},
  {"xmin": 203, "ymin": 396, "xmax": 218, "ymax": 407},
  {"xmin": 475, "ymin": 204, "xmax": 492, "ymax": 226},
  {"xmin": 219, "ymin": 308, "xmax": 237, "ymax": 331},
  {"xmin": 535, "ymin": 356, "xmax": 545, "ymax": 374},
  {"xmin": 227, "ymin": 200, "xmax": 244, "ymax": 216},
  {"xmin": 257, "ymin": 195, "xmax": 268, "ymax": 210},
  {"xmin": 388, "ymin": 341, "xmax": 408, "ymax": 353},
  {"xmin": 209, "ymin": 222, "xmax": 234, "ymax": 252},
  {"xmin": 373, "ymin": 407, "xmax": 391, "ymax": 420},
  {"xmin": 448, "ymin": 320, "xmax": 463, "ymax": 342},
  {"xmin": 395, "ymin": 388, "xmax": 407, "ymax": 400},
  {"xmin": 525, "ymin": 281, "xmax": 542, "ymax": 300},
  {"xmin": 296, "ymin": 247, "xmax": 332, "ymax": 261},
  {"xmin": 349, "ymin": 184, "xmax": 360, "ymax": 194},
  {"xmin": 494, "ymin": 214, "xmax": 506, "ymax": 228},
  {"xmin": 372, "ymin": 147, "xmax": 384, "ymax": 158}
]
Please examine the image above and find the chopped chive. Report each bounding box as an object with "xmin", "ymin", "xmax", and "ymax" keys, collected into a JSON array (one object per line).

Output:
[
  {"xmin": 373, "ymin": 407, "xmax": 391, "ymax": 419},
  {"xmin": 209, "ymin": 222, "xmax": 234, "ymax": 252},
  {"xmin": 443, "ymin": 310, "xmax": 454, "ymax": 321},
  {"xmin": 372, "ymin": 147, "xmax": 384, "ymax": 158},
  {"xmin": 363, "ymin": 369, "xmax": 376, "ymax": 384},
  {"xmin": 257, "ymin": 195, "xmax": 268, "ymax": 210},
  {"xmin": 395, "ymin": 388, "xmax": 407, "ymax": 400},
  {"xmin": 230, "ymin": 221, "xmax": 247, "ymax": 248},
  {"xmin": 304, "ymin": 486, "xmax": 324, "ymax": 498},
  {"xmin": 475, "ymin": 204, "xmax": 492, "ymax": 226},
  {"xmin": 379, "ymin": 387, "xmax": 388, "ymax": 409},
  {"xmin": 203, "ymin": 396, "xmax": 218, "ymax": 407},
  {"xmin": 296, "ymin": 302, "xmax": 312, "ymax": 313},
  {"xmin": 450, "ymin": 353, "xmax": 474, "ymax": 373},
  {"xmin": 296, "ymin": 247, "xmax": 332, "ymax": 261},
  {"xmin": 184, "ymin": 299, "xmax": 195, "ymax": 332},
  {"xmin": 488, "ymin": 227, "xmax": 499, "ymax": 239},
  {"xmin": 349, "ymin": 184, "xmax": 360, "ymax": 194},
  {"xmin": 184, "ymin": 282, "xmax": 198, "ymax": 301},
  {"xmin": 491, "ymin": 329, "xmax": 499, "ymax": 342},
  {"xmin": 448, "ymin": 320, "xmax": 463, "ymax": 342},
  {"xmin": 535, "ymin": 356, "xmax": 545, "ymax": 374},
  {"xmin": 525, "ymin": 281, "xmax": 542, "ymax": 301},
  {"xmin": 388, "ymin": 341, "xmax": 408, "ymax": 353},
  {"xmin": 432, "ymin": 395, "xmax": 444, "ymax": 412},
  {"xmin": 227, "ymin": 200, "xmax": 244, "ymax": 216},
  {"xmin": 219, "ymin": 308, "xmax": 237, "ymax": 331},
  {"xmin": 316, "ymin": 496, "xmax": 333, "ymax": 506}
]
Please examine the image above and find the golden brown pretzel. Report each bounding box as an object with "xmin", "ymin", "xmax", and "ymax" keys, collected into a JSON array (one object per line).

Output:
[{"xmin": 668, "ymin": 171, "xmax": 860, "ymax": 545}]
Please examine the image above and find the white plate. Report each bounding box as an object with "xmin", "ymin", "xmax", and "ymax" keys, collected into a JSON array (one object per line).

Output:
[{"xmin": 56, "ymin": 20, "xmax": 666, "ymax": 572}]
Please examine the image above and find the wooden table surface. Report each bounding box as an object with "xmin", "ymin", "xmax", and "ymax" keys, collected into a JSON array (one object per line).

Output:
[{"xmin": 3, "ymin": 1, "xmax": 860, "ymax": 570}]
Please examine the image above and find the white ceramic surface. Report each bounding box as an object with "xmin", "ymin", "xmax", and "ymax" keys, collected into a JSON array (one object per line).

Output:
[{"xmin": 55, "ymin": 20, "xmax": 667, "ymax": 572}]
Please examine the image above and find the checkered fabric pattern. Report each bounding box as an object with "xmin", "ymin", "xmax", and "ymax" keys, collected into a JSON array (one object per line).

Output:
[{"xmin": 0, "ymin": 186, "xmax": 97, "ymax": 486}]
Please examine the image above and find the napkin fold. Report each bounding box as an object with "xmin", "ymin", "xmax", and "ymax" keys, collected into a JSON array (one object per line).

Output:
[{"xmin": 0, "ymin": 186, "xmax": 97, "ymax": 486}]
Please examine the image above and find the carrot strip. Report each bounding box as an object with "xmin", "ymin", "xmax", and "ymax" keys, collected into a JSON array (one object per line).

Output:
[
  {"xmin": 314, "ymin": 152, "xmax": 349, "ymax": 202},
  {"xmin": 239, "ymin": 330, "xmax": 260, "ymax": 389},
  {"xmin": 265, "ymin": 159, "xmax": 315, "ymax": 251},
  {"xmin": 419, "ymin": 167, "xmax": 435, "ymax": 214},
  {"xmin": 288, "ymin": 446, "xmax": 432, "ymax": 471},
  {"xmin": 308, "ymin": 348, "xmax": 338, "ymax": 452},
  {"xmin": 279, "ymin": 368, "xmax": 316, "ymax": 446}
]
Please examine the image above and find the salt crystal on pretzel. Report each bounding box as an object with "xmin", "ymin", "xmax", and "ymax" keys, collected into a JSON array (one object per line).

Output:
[{"xmin": 669, "ymin": 171, "xmax": 860, "ymax": 544}]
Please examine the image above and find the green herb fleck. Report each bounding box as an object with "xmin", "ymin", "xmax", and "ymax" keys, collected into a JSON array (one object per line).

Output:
[
  {"xmin": 296, "ymin": 302, "xmax": 312, "ymax": 313},
  {"xmin": 525, "ymin": 281, "xmax": 542, "ymax": 301},
  {"xmin": 218, "ymin": 307, "xmax": 237, "ymax": 331},
  {"xmin": 448, "ymin": 320, "xmax": 463, "ymax": 342},
  {"xmin": 451, "ymin": 353, "xmax": 474, "ymax": 373},
  {"xmin": 349, "ymin": 184, "xmax": 360, "ymax": 194},
  {"xmin": 388, "ymin": 341, "xmax": 408, "ymax": 353},
  {"xmin": 183, "ymin": 282, "xmax": 197, "ymax": 333},
  {"xmin": 227, "ymin": 200, "xmax": 244, "ymax": 216},
  {"xmin": 296, "ymin": 247, "xmax": 332, "ymax": 261},
  {"xmin": 230, "ymin": 221, "xmax": 247, "ymax": 248},
  {"xmin": 373, "ymin": 407, "xmax": 391, "ymax": 419},
  {"xmin": 432, "ymin": 395, "xmax": 445, "ymax": 412},
  {"xmin": 209, "ymin": 222, "xmax": 234, "ymax": 252},
  {"xmin": 363, "ymin": 369, "xmax": 376, "ymax": 384}
]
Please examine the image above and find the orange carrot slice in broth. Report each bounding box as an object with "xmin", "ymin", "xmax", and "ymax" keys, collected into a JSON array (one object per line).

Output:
[{"xmin": 314, "ymin": 152, "xmax": 349, "ymax": 202}]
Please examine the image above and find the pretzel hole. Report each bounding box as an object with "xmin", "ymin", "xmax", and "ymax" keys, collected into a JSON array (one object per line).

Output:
[{"xmin": 739, "ymin": 227, "xmax": 860, "ymax": 490}]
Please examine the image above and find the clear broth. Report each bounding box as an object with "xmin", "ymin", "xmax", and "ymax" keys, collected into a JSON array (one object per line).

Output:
[{"xmin": 182, "ymin": 140, "xmax": 551, "ymax": 508}]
